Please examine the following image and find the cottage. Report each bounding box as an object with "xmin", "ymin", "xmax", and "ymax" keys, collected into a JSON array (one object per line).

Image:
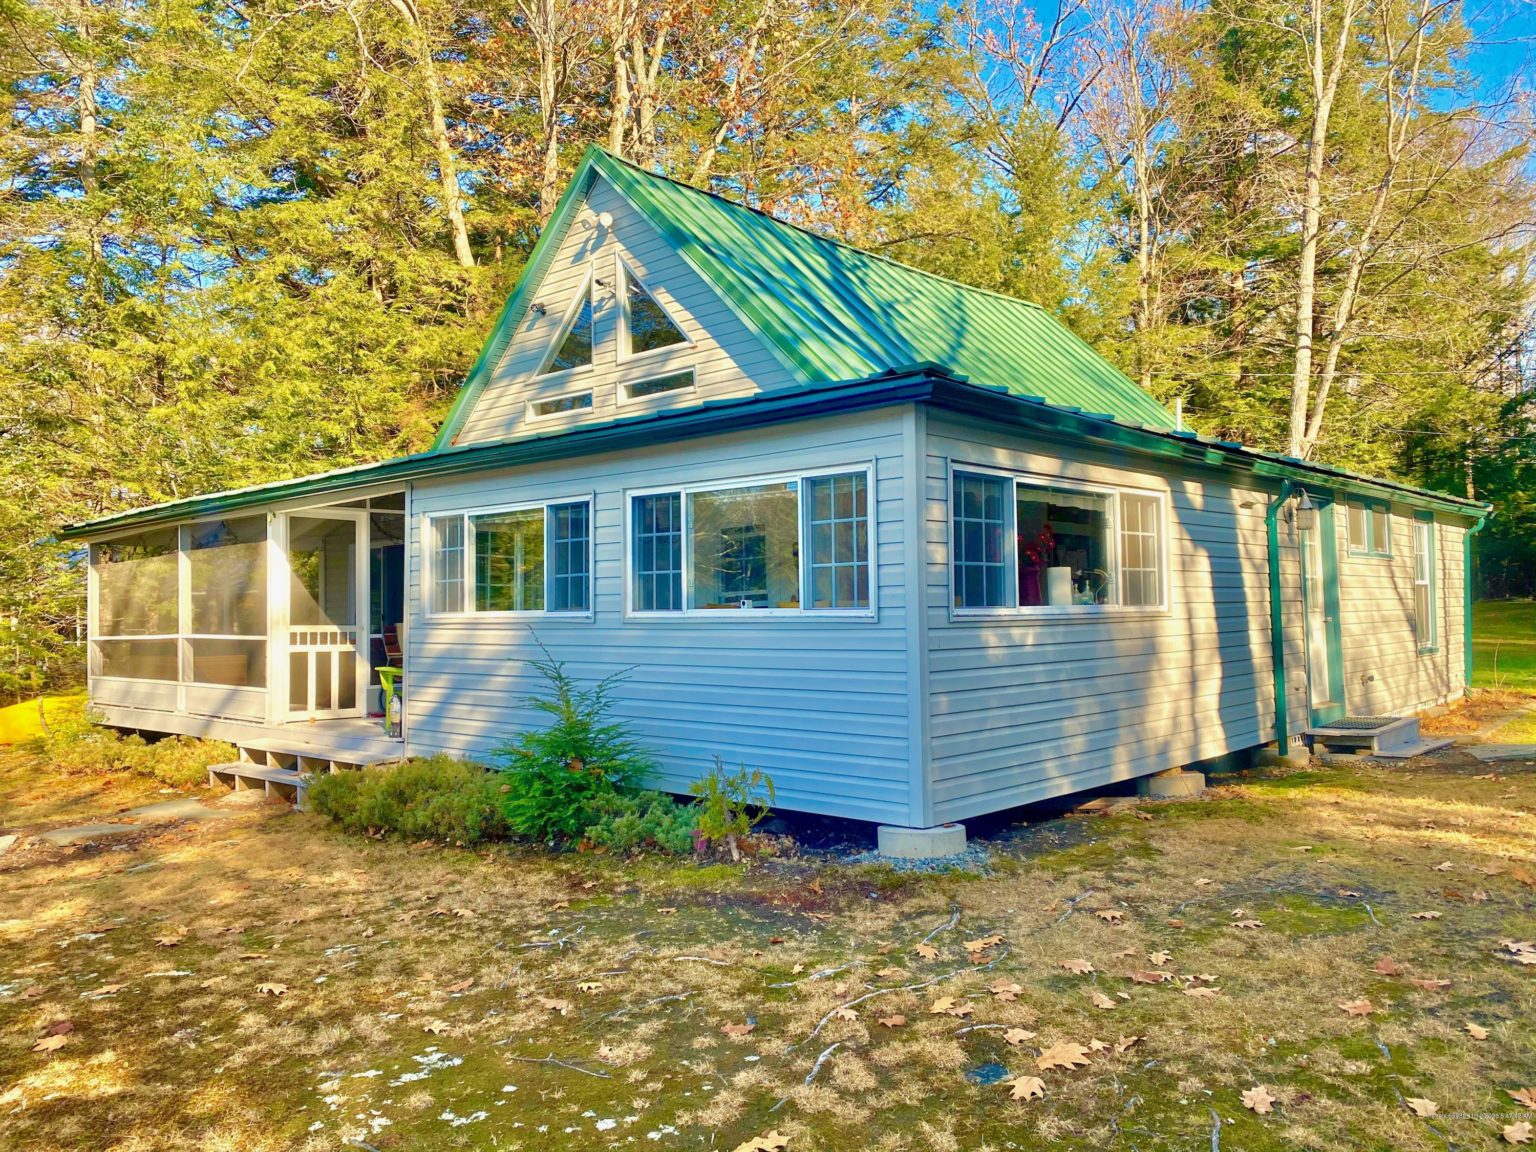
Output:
[{"xmin": 62, "ymin": 146, "xmax": 1488, "ymax": 846}]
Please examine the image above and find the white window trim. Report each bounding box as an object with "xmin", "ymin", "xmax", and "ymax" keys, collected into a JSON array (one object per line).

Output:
[
  {"xmin": 526, "ymin": 389, "xmax": 595, "ymax": 422},
  {"xmin": 616, "ymin": 254, "xmax": 693, "ymax": 366},
  {"xmin": 1413, "ymin": 517, "xmax": 1437, "ymax": 654},
  {"xmin": 623, "ymin": 463, "xmax": 878, "ymax": 622},
  {"xmin": 535, "ymin": 266, "xmax": 597, "ymax": 383},
  {"xmin": 422, "ymin": 495, "xmax": 596, "ymax": 621},
  {"xmin": 946, "ymin": 461, "xmax": 1171, "ymax": 620},
  {"xmin": 617, "ymin": 366, "xmax": 698, "ymax": 408}
]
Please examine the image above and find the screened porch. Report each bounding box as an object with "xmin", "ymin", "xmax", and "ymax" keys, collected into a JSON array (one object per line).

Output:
[{"xmin": 87, "ymin": 491, "xmax": 406, "ymax": 732}]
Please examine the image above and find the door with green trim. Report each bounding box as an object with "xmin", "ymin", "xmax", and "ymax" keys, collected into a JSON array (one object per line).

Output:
[{"xmin": 1301, "ymin": 499, "xmax": 1345, "ymax": 725}]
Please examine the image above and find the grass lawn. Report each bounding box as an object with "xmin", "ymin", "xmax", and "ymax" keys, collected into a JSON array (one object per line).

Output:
[
  {"xmin": 2, "ymin": 744, "xmax": 1534, "ymax": 1152},
  {"xmin": 1473, "ymin": 599, "xmax": 1536, "ymax": 694}
]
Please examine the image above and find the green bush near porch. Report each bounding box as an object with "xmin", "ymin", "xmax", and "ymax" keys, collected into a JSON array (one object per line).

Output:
[
  {"xmin": 27, "ymin": 696, "xmax": 236, "ymax": 787},
  {"xmin": 307, "ymin": 755, "xmax": 508, "ymax": 844}
]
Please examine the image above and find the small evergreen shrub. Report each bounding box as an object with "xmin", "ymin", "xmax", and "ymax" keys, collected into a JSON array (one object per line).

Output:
[
  {"xmin": 493, "ymin": 652, "xmax": 656, "ymax": 842},
  {"xmin": 307, "ymin": 755, "xmax": 505, "ymax": 844},
  {"xmin": 582, "ymin": 790, "xmax": 698, "ymax": 855},
  {"xmin": 691, "ymin": 757, "xmax": 776, "ymax": 861},
  {"xmin": 29, "ymin": 697, "xmax": 234, "ymax": 785}
]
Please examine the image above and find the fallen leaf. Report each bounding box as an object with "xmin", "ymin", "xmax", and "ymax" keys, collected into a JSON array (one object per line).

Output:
[
  {"xmin": 155, "ymin": 928, "xmax": 187, "ymax": 948},
  {"xmin": 577, "ymin": 981, "xmax": 603, "ymax": 994},
  {"xmin": 451, "ymin": 908, "xmax": 475, "ymax": 919},
  {"xmin": 1466, "ymin": 1022, "xmax": 1489, "ymax": 1040},
  {"xmin": 929, "ymin": 996, "xmax": 972, "ymax": 1018},
  {"xmin": 877, "ymin": 1014, "xmax": 906, "ymax": 1028},
  {"xmin": 791, "ymin": 963, "xmax": 805, "ymax": 974},
  {"xmin": 1513, "ymin": 866, "xmax": 1536, "ymax": 887},
  {"xmin": 875, "ymin": 967, "xmax": 906, "ymax": 979},
  {"xmin": 914, "ymin": 943, "xmax": 939, "ymax": 961},
  {"xmin": 1338, "ymin": 889, "xmax": 1362, "ymax": 898},
  {"xmin": 1094, "ymin": 910, "xmax": 1124, "ymax": 924},
  {"xmin": 1411, "ymin": 911, "xmax": 1442, "ymax": 920},
  {"xmin": 732, "ymin": 1130, "xmax": 789, "ymax": 1152},
  {"xmin": 1114, "ymin": 1035, "xmax": 1143, "ymax": 1054},
  {"xmin": 1183, "ymin": 986, "xmax": 1220, "ymax": 998},
  {"xmin": 1129, "ymin": 970, "xmax": 1171, "ymax": 984},
  {"xmin": 657, "ymin": 907, "xmax": 677, "ymax": 916},
  {"xmin": 1036, "ymin": 1041, "xmax": 1092, "ymax": 1070},
  {"xmin": 1061, "ymin": 959, "xmax": 1095, "ymax": 975},
  {"xmin": 31, "ymin": 1034, "xmax": 69, "ymax": 1053},
  {"xmin": 1006, "ymin": 1075, "xmax": 1046, "ymax": 1101},
  {"xmin": 989, "ymin": 981, "xmax": 1022, "ymax": 1001},
  {"xmin": 1406, "ymin": 978, "xmax": 1451, "ymax": 991},
  {"xmin": 1002, "ymin": 1028, "xmax": 1036, "ymax": 1046},
  {"xmin": 1338, "ymin": 999, "xmax": 1373, "ymax": 1017},
  {"xmin": 537, "ymin": 997, "xmax": 572, "ymax": 1016},
  {"xmin": 1148, "ymin": 950, "xmax": 1172, "ymax": 966},
  {"xmin": 964, "ymin": 935, "xmax": 1004, "ymax": 954},
  {"xmin": 1231, "ymin": 919, "xmax": 1264, "ymax": 930},
  {"xmin": 1111, "ymin": 946, "xmax": 1136, "ymax": 959},
  {"xmin": 255, "ymin": 983, "xmax": 287, "ymax": 997},
  {"xmin": 830, "ymin": 1007, "xmax": 858, "ymax": 1021},
  {"xmin": 1433, "ymin": 861, "xmax": 1454, "ymax": 872},
  {"xmin": 721, "ymin": 1022, "xmax": 755, "ymax": 1037},
  {"xmin": 1405, "ymin": 1097, "xmax": 1439, "ymax": 1118},
  {"xmin": 92, "ymin": 984, "xmax": 125, "ymax": 997},
  {"xmin": 1166, "ymin": 918, "xmax": 1185, "ymax": 928},
  {"xmin": 1242, "ymin": 1085, "xmax": 1277, "ymax": 1114},
  {"xmin": 43, "ymin": 1020, "xmax": 74, "ymax": 1036},
  {"xmin": 1505, "ymin": 1121, "xmax": 1533, "ymax": 1145},
  {"xmin": 1132, "ymin": 810, "xmax": 1153, "ymax": 821},
  {"xmin": 423, "ymin": 1020, "xmax": 450, "ymax": 1035},
  {"xmin": 18, "ymin": 986, "xmax": 45, "ymax": 1000},
  {"xmin": 1088, "ymin": 1037, "xmax": 1110, "ymax": 1052},
  {"xmin": 1090, "ymin": 991, "xmax": 1116, "ymax": 1010},
  {"xmin": 1194, "ymin": 878, "xmax": 1213, "ymax": 887},
  {"xmin": 444, "ymin": 978, "xmax": 474, "ymax": 994},
  {"xmin": 1509, "ymin": 1087, "xmax": 1536, "ymax": 1110},
  {"xmin": 1374, "ymin": 957, "xmax": 1402, "ymax": 976}
]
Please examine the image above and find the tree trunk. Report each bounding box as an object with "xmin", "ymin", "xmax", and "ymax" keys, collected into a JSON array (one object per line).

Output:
[
  {"xmin": 608, "ymin": 0, "xmax": 630, "ymax": 156},
  {"xmin": 76, "ymin": 0, "xmax": 102, "ymax": 264},
  {"xmin": 389, "ymin": 0, "xmax": 475, "ymax": 266}
]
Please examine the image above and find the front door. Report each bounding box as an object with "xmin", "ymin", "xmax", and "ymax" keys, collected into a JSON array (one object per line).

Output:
[
  {"xmin": 1300, "ymin": 502, "xmax": 1345, "ymax": 725},
  {"xmin": 285, "ymin": 512, "xmax": 368, "ymax": 721}
]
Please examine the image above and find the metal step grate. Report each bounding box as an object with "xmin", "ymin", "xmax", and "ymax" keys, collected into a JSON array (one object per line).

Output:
[{"xmin": 1328, "ymin": 716, "xmax": 1400, "ymax": 731}]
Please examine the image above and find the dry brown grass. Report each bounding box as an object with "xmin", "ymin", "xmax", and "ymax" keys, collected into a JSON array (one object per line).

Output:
[{"xmin": 1, "ymin": 745, "xmax": 1534, "ymax": 1151}]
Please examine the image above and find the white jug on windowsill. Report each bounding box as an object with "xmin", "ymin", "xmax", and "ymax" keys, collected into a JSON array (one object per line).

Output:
[{"xmin": 1045, "ymin": 566, "xmax": 1073, "ymax": 607}]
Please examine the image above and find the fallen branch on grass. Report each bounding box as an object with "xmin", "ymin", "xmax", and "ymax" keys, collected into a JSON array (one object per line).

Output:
[
  {"xmin": 505, "ymin": 1053, "xmax": 610, "ymax": 1078},
  {"xmin": 922, "ymin": 906, "xmax": 961, "ymax": 945},
  {"xmin": 767, "ymin": 965, "xmax": 850, "ymax": 989}
]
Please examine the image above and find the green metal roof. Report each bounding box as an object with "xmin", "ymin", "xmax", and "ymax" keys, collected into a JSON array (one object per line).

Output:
[
  {"xmin": 64, "ymin": 368, "xmax": 1486, "ymax": 540},
  {"xmin": 434, "ymin": 146, "xmax": 1173, "ymax": 448}
]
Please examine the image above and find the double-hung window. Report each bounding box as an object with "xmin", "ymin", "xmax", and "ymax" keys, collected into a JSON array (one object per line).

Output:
[
  {"xmin": 1413, "ymin": 514, "xmax": 1437, "ymax": 653},
  {"xmin": 427, "ymin": 499, "xmax": 591, "ymax": 616},
  {"xmin": 628, "ymin": 467, "xmax": 873, "ymax": 615},
  {"xmin": 1347, "ymin": 498, "xmax": 1391, "ymax": 557},
  {"xmin": 950, "ymin": 468, "xmax": 1167, "ymax": 612}
]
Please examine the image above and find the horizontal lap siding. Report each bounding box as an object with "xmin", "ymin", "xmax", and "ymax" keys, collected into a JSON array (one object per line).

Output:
[
  {"xmin": 405, "ymin": 409, "xmax": 916, "ymax": 825},
  {"xmin": 457, "ymin": 176, "xmax": 798, "ymax": 446},
  {"xmin": 923, "ymin": 414, "xmax": 1296, "ymax": 823},
  {"xmin": 1337, "ymin": 507, "xmax": 1467, "ymax": 713}
]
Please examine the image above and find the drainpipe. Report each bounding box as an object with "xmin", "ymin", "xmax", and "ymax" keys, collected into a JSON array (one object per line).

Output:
[
  {"xmin": 1266, "ymin": 480, "xmax": 1296, "ymax": 752},
  {"xmin": 1465, "ymin": 514, "xmax": 1487, "ymax": 693}
]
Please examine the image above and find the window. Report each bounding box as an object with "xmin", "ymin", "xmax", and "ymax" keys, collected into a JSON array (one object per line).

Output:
[
  {"xmin": 1413, "ymin": 515, "xmax": 1437, "ymax": 652},
  {"xmin": 951, "ymin": 469, "xmax": 1167, "ymax": 612},
  {"xmin": 621, "ymin": 261, "xmax": 687, "ymax": 355},
  {"xmin": 542, "ymin": 279, "xmax": 594, "ymax": 375},
  {"xmin": 1348, "ymin": 498, "xmax": 1391, "ymax": 556},
  {"xmin": 187, "ymin": 516, "xmax": 268, "ymax": 688},
  {"xmin": 624, "ymin": 370, "xmax": 695, "ymax": 401},
  {"xmin": 427, "ymin": 500, "xmax": 591, "ymax": 616},
  {"xmin": 531, "ymin": 392, "xmax": 593, "ymax": 418},
  {"xmin": 629, "ymin": 468, "xmax": 873, "ymax": 615},
  {"xmin": 632, "ymin": 492, "xmax": 683, "ymax": 611},
  {"xmin": 806, "ymin": 473, "xmax": 870, "ymax": 609}
]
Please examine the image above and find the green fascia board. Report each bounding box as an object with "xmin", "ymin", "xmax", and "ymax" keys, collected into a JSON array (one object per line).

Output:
[
  {"xmin": 431, "ymin": 158, "xmax": 600, "ymax": 450},
  {"xmin": 63, "ymin": 367, "xmax": 1487, "ymax": 541}
]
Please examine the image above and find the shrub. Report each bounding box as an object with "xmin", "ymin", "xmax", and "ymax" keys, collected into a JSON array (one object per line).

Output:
[
  {"xmin": 582, "ymin": 790, "xmax": 698, "ymax": 855},
  {"xmin": 308, "ymin": 755, "xmax": 505, "ymax": 844},
  {"xmin": 28, "ymin": 697, "xmax": 234, "ymax": 785},
  {"xmin": 691, "ymin": 757, "xmax": 776, "ymax": 861},
  {"xmin": 493, "ymin": 652, "xmax": 656, "ymax": 842}
]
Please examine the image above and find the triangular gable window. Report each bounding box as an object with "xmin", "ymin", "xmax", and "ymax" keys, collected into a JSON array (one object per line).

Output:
[
  {"xmin": 542, "ymin": 279, "xmax": 594, "ymax": 375},
  {"xmin": 622, "ymin": 262, "xmax": 686, "ymax": 355}
]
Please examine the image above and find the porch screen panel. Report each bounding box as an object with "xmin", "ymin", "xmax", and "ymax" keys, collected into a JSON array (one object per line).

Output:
[
  {"xmin": 188, "ymin": 516, "xmax": 268, "ymax": 688},
  {"xmin": 93, "ymin": 529, "xmax": 179, "ymax": 680}
]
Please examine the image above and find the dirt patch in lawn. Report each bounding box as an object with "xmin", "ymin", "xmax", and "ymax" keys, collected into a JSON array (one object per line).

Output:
[{"xmin": 1, "ymin": 747, "xmax": 1534, "ymax": 1152}]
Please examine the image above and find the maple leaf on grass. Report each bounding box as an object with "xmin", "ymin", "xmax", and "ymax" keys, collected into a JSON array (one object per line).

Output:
[
  {"xmin": 732, "ymin": 1130, "xmax": 789, "ymax": 1152},
  {"xmin": 1090, "ymin": 991, "xmax": 1117, "ymax": 1010},
  {"xmin": 1242, "ymin": 1085, "xmax": 1277, "ymax": 1114},
  {"xmin": 875, "ymin": 967, "xmax": 907, "ymax": 979},
  {"xmin": 965, "ymin": 935, "xmax": 1004, "ymax": 954},
  {"xmin": 537, "ymin": 997, "xmax": 573, "ymax": 1016},
  {"xmin": 1465, "ymin": 1021, "xmax": 1489, "ymax": 1040},
  {"xmin": 1061, "ymin": 959, "xmax": 1094, "ymax": 975},
  {"xmin": 1183, "ymin": 986, "xmax": 1220, "ymax": 999},
  {"xmin": 1508, "ymin": 1088, "xmax": 1536, "ymax": 1110},
  {"xmin": 1114, "ymin": 1035, "xmax": 1142, "ymax": 1054},
  {"xmin": 829, "ymin": 1007, "xmax": 858, "ymax": 1022},
  {"xmin": 914, "ymin": 943, "xmax": 939, "ymax": 961},
  {"xmin": 1148, "ymin": 950, "xmax": 1172, "ymax": 966},
  {"xmin": 1006, "ymin": 1075, "xmax": 1046, "ymax": 1101},
  {"xmin": 1404, "ymin": 1098, "xmax": 1439, "ymax": 1118},
  {"xmin": 423, "ymin": 1020, "xmax": 450, "ymax": 1035},
  {"xmin": 1411, "ymin": 911, "xmax": 1442, "ymax": 920},
  {"xmin": 877, "ymin": 1015, "xmax": 906, "ymax": 1028},
  {"xmin": 1002, "ymin": 1028, "xmax": 1036, "ymax": 1046},
  {"xmin": 1036, "ymin": 1041, "xmax": 1092, "ymax": 1071},
  {"xmin": 989, "ymin": 981, "xmax": 1022, "ymax": 1001},
  {"xmin": 444, "ymin": 977, "xmax": 474, "ymax": 994},
  {"xmin": 32, "ymin": 1034, "xmax": 69, "ymax": 1053},
  {"xmin": 1094, "ymin": 910, "xmax": 1124, "ymax": 924},
  {"xmin": 721, "ymin": 1022, "xmax": 755, "ymax": 1037},
  {"xmin": 1373, "ymin": 957, "xmax": 1402, "ymax": 976},
  {"xmin": 929, "ymin": 996, "xmax": 972, "ymax": 1018},
  {"xmin": 577, "ymin": 981, "xmax": 603, "ymax": 994},
  {"xmin": 255, "ymin": 983, "xmax": 287, "ymax": 997},
  {"xmin": 1505, "ymin": 1121, "xmax": 1533, "ymax": 1146},
  {"xmin": 1338, "ymin": 999, "xmax": 1373, "ymax": 1017},
  {"xmin": 1231, "ymin": 920, "xmax": 1264, "ymax": 930},
  {"xmin": 1406, "ymin": 978, "xmax": 1450, "ymax": 991},
  {"xmin": 1129, "ymin": 970, "xmax": 1170, "ymax": 984}
]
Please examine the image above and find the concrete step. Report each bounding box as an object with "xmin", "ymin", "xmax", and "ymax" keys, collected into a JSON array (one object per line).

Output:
[{"xmin": 1303, "ymin": 716, "xmax": 1450, "ymax": 760}]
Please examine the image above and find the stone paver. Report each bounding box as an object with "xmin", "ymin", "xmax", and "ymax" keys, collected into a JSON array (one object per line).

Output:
[
  {"xmin": 123, "ymin": 798, "xmax": 232, "ymax": 822},
  {"xmin": 37, "ymin": 823, "xmax": 140, "ymax": 846},
  {"xmin": 0, "ymin": 833, "xmax": 17, "ymax": 857},
  {"xmin": 1469, "ymin": 744, "xmax": 1536, "ymax": 762}
]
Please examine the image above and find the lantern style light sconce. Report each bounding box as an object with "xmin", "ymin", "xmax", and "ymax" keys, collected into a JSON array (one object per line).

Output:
[{"xmin": 1294, "ymin": 489, "xmax": 1318, "ymax": 532}]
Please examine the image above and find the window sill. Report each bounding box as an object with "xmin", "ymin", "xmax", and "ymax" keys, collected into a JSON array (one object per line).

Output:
[
  {"xmin": 424, "ymin": 611, "xmax": 595, "ymax": 623},
  {"xmin": 1418, "ymin": 645, "xmax": 1440, "ymax": 656},
  {"xmin": 949, "ymin": 605, "xmax": 1171, "ymax": 622},
  {"xmin": 625, "ymin": 608, "xmax": 877, "ymax": 623},
  {"xmin": 1347, "ymin": 549, "xmax": 1393, "ymax": 560}
]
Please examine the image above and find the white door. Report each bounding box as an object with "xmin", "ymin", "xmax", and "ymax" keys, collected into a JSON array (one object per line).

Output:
[{"xmin": 285, "ymin": 512, "xmax": 368, "ymax": 720}]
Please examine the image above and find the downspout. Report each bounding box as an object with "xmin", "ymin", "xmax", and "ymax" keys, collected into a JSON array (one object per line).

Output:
[
  {"xmin": 1266, "ymin": 480, "xmax": 1295, "ymax": 751},
  {"xmin": 1464, "ymin": 513, "xmax": 1487, "ymax": 693}
]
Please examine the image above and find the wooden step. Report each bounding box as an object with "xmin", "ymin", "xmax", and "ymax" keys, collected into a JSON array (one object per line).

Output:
[{"xmin": 209, "ymin": 763, "xmax": 309, "ymax": 807}]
